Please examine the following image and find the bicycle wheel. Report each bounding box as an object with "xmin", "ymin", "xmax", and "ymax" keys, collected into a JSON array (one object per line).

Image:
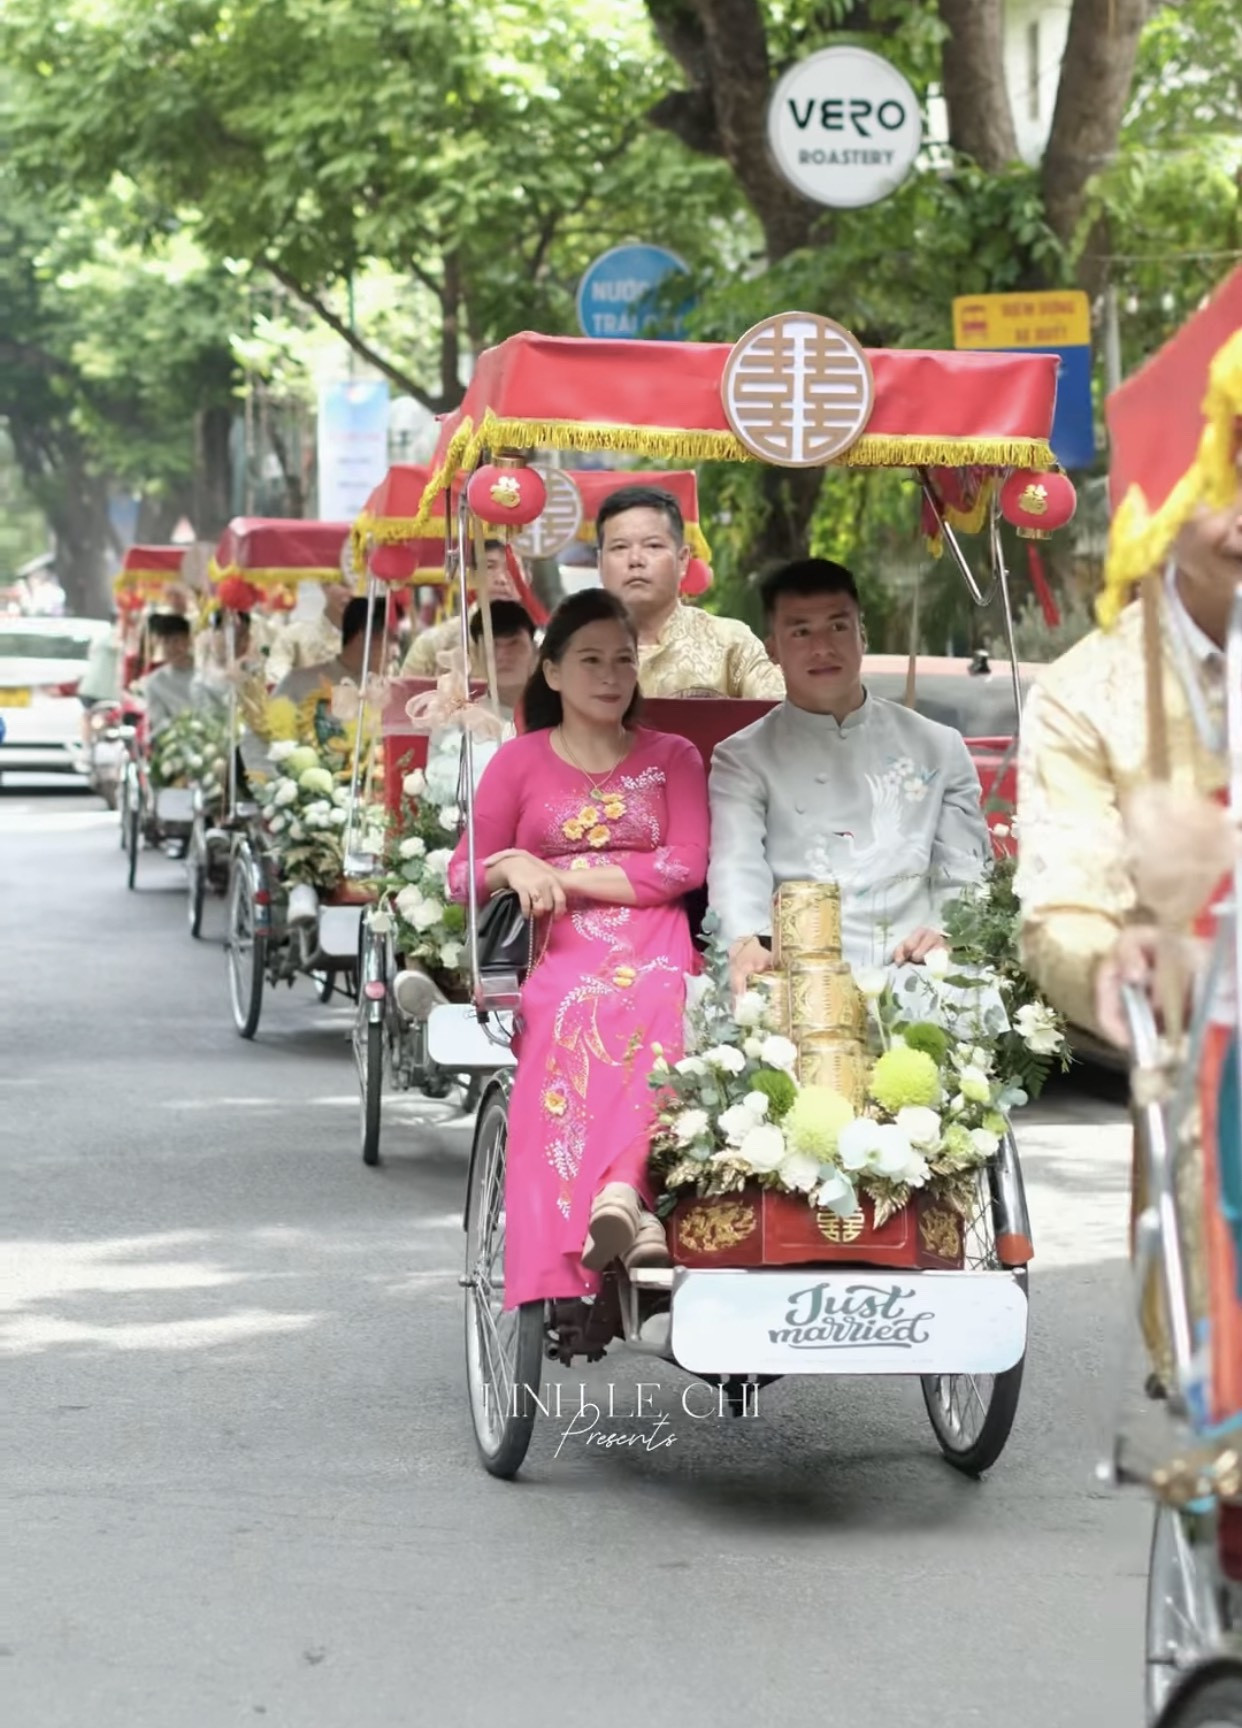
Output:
[
  {"xmin": 1148, "ymin": 1506, "xmax": 1226, "ymax": 1720},
  {"xmin": 464, "ymin": 1085, "xmax": 544, "ymax": 1479},
  {"xmin": 125, "ymin": 775, "xmax": 141, "ymax": 891},
  {"xmin": 1154, "ymin": 1665, "xmax": 1242, "ymax": 1728},
  {"xmin": 226, "ymin": 853, "xmax": 265, "ymax": 1039},
  {"xmin": 187, "ymin": 823, "xmax": 207, "ymax": 938},
  {"xmin": 921, "ymin": 1154, "xmax": 1027, "ymax": 1475}
]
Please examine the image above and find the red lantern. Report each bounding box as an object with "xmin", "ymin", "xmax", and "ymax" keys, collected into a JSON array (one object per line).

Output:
[
  {"xmin": 216, "ymin": 575, "xmax": 262, "ymax": 612},
  {"xmin": 999, "ymin": 469, "xmax": 1077, "ymax": 540},
  {"xmin": 681, "ymin": 557, "xmax": 714, "ymax": 597},
  {"xmin": 266, "ymin": 585, "xmax": 296, "ymax": 613},
  {"xmin": 370, "ymin": 542, "xmax": 418, "ymax": 583},
  {"xmin": 116, "ymin": 590, "xmax": 144, "ymax": 615},
  {"xmin": 465, "ymin": 460, "xmax": 547, "ymax": 529}
]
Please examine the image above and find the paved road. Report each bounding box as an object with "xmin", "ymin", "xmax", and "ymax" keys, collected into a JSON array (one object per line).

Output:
[{"xmin": 3, "ymin": 791, "xmax": 1151, "ymax": 1728}]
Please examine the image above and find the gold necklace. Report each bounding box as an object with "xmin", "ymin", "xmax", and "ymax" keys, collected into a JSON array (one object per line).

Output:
[{"xmin": 556, "ymin": 726, "xmax": 629, "ymax": 798}]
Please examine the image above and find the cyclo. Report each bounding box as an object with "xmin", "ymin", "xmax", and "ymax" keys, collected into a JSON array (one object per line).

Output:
[
  {"xmin": 393, "ymin": 318, "xmax": 1067, "ymax": 1480},
  {"xmin": 112, "ymin": 545, "xmax": 197, "ymax": 890},
  {"xmin": 208, "ymin": 517, "xmax": 370, "ymax": 1039},
  {"xmin": 1091, "ymin": 289, "xmax": 1242, "ymax": 1726},
  {"xmin": 348, "ymin": 462, "xmax": 710, "ymax": 1169}
]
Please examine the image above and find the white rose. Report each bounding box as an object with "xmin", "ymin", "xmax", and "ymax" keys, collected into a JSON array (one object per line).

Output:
[
  {"xmin": 368, "ymin": 909, "xmax": 395, "ymax": 934},
  {"xmin": 399, "ymin": 836, "xmax": 426, "ymax": 860},
  {"xmin": 438, "ymin": 805, "xmax": 461, "ymax": 831},
  {"xmin": 778, "ymin": 1149, "xmax": 822, "ymax": 1193},
  {"xmin": 330, "ymin": 808, "xmax": 348, "ymax": 825},
  {"xmin": 969, "ymin": 1127, "xmax": 1001, "ymax": 1159},
  {"xmin": 439, "ymin": 941, "xmax": 462, "ymax": 970},
  {"xmin": 273, "ymin": 779, "xmax": 299, "ymax": 807},
  {"xmin": 287, "ymin": 820, "xmax": 304, "ymax": 840},
  {"xmin": 837, "ymin": 1117, "xmax": 882, "ymax": 1172},
  {"xmin": 269, "ymin": 740, "xmax": 298, "ymax": 763},
  {"xmin": 424, "ymin": 847, "xmax": 453, "ymax": 877},
  {"xmin": 852, "ymin": 965, "xmax": 888, "ymax": 1000},
  {"xmin": 742, "ymin": 1091, "xmax": 771, "ymax": 1119},
  {"xmin": 395, "ymin": 885, "xmax": 424, "ymax": 921},
  {"xmin": 718, "ymin": 1102, "xmax": 762, "ymax": 1146},
  {"xmin": 1014, "ymin": 1001, "xmax": 1064, "ymax": 1056},
  {"xmin": 675, "ymin": 1056, "xmax": 707, "ymax": 1078},
  {"xmin": 674, "ymin": 1107, "xmax": 710, "ymax": 1146},
  {"xmin": 896, "ymin": 1106, "xmax": 942, "ymax": 1149},
  {"xmin": 759, "ymin": 1034, "xmax": 798, "ymax": 1073},
  {"xmin": 959, "ymin": 1065, "xmax": 991, "ymax": 1104},
  {"xmin": 402, "ymin": 769, "xmax": 426, "ymax": 797},
  {"xmin": 738, "ymin": 1123, "xmax": 786, "ymax": 1173},
  {"xmin": 332, "ymin": 787, "xmax": 350, "ymax": 806},
  {"xmin": 269, "ymin": 812, "xmax": 287, "ymax": 833},
  {"xmin": 922, "ymin": 946, "xmax": 951, "ymax": 979},
  {"xmin": 703, "ymin": 1043, "xmax": 747, "ymax": 1076},
  {"xmin": 742, "ymin": 1036, "xmax": 764, "ymax": 1060},
  {"xmin": 733, "ymin": 991, "xmax": 768, "ymax": 1029},
  {"xmin": 412, "ymin": 897, "xmax": 445, "ymax": 932}
]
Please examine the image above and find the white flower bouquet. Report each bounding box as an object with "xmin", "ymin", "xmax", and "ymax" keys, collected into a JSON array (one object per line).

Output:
[
  {"xmin": 149, "ymin": 708, "xmax": 230, "ymax": 805},
  {"xmin": 365, "ymin": 771, "xmax": 468, "ymax": 985},
  {"xmin": 650, "ymin": 910, "xmax": 1059, "ymax": 1226},
  {"xmin": 253, "ymin": 743, "xmax": 384, "ymax": 892}
]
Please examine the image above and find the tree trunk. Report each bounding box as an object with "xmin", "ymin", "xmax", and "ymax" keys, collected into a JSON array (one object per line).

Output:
[
  {"xmin": 46, "ymin": 456, "xmax": 115, "ymax": 619},
  {"xmin": 193, "ymin": 405, "xmax": 234, "ymax": 537},
  {"xmin": 646, "ymin": 0, "xmax": 819, "ymax": 262},
  {"xmin": 1041, "ymin": 0, "xmax": 1146, "ymax": 252},
  {"xmin": 750, "ymin": 467, "xmax": 826, "ymax": 572},
  {"xmin": 936, "ymin": 0, "xmax": 1020, "ymax": 168}
]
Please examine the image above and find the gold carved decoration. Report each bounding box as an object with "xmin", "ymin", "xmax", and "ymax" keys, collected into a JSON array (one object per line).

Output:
[
  {"xmin": 919, "ymin": 1206, "xmax": 962, "ymax": 1261},
  {"xmin": 677, "ymin": 1201, "xmax": 758, "ymax": 1256},
  {"xmin": 1017, "ymin": 482, "xmax": 1048, "ymax": 516},
  {"xmin": 489, "ymin": 475, "xmax": 521, "ymax": 508}
]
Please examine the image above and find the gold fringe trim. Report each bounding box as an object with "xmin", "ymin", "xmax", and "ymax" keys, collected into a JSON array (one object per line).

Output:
[
  {"xmin": 1100, "ymin": 327, "xmax": 1242, "ymax": 627},
  {"xmin": 209, "ymin": 559, "xmax": 344, "ymax": 589},
  {"xmin": 404, "ymin": 411, "xmax": 1054, "ymax": 541}
]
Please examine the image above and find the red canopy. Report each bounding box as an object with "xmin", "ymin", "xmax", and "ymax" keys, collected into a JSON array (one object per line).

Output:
[
  {"xmin": 209, "ymin": 518, "xmax": 352, "ymax": 588},
  {"xmin": 1106, "ymin": 264, "xmax": 1242, "ymax": 513},
  {"xmin": 1101, "ymin": 265, "xmax": 1242, "ymax": 617},
  {"xmin": 404, "ymin": 331, "xmax": 1058, "ymax": 535},
  {"xmin": 113, "ymin": 544, "xmax": 186, "ymax": 596}
]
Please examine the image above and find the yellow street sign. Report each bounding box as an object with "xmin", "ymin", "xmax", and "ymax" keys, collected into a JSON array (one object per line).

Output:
[{"xmin": 952, "ymin": 290, "xmax": 1090, "ymax": 351}]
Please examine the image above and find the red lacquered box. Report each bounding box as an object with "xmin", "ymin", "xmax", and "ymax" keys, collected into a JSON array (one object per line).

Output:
[{"xmin": 668, "ymin": 1187, "xmax": 965, "ymax": 1271}]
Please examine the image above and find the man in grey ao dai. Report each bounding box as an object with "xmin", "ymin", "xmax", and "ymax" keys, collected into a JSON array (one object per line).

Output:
[{"xmin": 707, "ymin": 559, "xmax": 992, "ymax": 1001}]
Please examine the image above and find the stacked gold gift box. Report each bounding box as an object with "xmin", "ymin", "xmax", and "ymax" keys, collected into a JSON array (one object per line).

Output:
[{"xmin": 755, "ymin": 880, "xmax": 868, "ymax": 1108}]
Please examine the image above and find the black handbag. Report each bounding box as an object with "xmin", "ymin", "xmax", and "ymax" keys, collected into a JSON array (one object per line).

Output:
[{"xmin": 475, "ymin": 889, "xmax": 535, "ymax": 980}]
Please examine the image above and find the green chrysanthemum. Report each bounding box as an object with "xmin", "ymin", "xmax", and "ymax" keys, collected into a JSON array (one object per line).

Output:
[
  {"xmin": 869, "ymin": 1046, "xmax": 940, "ymax": 1112},
  {"xmin": 748, "ymin": 1068, "xmax": 797, "ymax": 1121},
  {"xmin": 783, "ymin": 1086, "xmax": 855, "ymax": 1158},
  {"xmin": 901, "ymin": 1022, "xmax": 951, "ymax": 1064}
]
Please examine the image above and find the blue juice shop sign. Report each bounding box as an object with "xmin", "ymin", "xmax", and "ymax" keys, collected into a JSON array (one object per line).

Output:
[{"xmin": 576, "ymin": 244, "xmax": 694, "ymax": 340}]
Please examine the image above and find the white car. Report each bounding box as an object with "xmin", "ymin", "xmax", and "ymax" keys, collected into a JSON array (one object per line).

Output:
[{"xmin": 0, "ymin": 615, "xmax": 114, "ymax": 783}]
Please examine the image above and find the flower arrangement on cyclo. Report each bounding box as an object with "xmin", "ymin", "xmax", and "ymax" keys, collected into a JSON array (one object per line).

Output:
[
  {"xmin": 149, "ymin": 708, "xmax": 230, "ymax": 806},
  {"xmin": 364, "ymin": 749, "xmax": 468, "ymax": 990},
  {"xmin": 248, "ymin": 692, "xmax": 384, "ymax": 894},
  {"xmin": 650, "ymin": 868, "xmax": 1067, "ymax": 1232}
]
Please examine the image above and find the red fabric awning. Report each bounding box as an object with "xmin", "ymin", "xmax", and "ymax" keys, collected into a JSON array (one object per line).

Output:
[
  {"xmin": 210, "ymin": 518, "xmax": 352, "ymax": 587},
  {"xmin": 1106, "ymin": 264, "xmax": 1242, "ymax": 513}
]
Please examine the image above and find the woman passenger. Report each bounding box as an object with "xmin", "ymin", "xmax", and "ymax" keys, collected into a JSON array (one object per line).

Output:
[{"xmin": 448, "ymin": 589, "xmax": 708, "ymax": 1306}]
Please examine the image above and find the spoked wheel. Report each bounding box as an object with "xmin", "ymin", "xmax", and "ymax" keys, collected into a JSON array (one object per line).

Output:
[
  {"xmin": 226, "ymin": 853, "xmax": 265, "ymax": 1039},
  {"xmin": 187, "ymin": 826, "xmax": 206, "ymax": 939},
  {"xmin": 124, "ymin": 773, "xmax": 141, "ymax": 891},
  {"xmin": 464, "ymin": 1085, "xmax": 544, "ymax": 1478},
  {"xmin": 921, "ymin": 1155, "xmax": 1027, "ymax": 1475},
  {"xmin": 356, "ymin": 1012, "xmax": 385, "ymax": 1168},
  {"xmin": 1147, "ymin": 1506, "xmax": 1228, "ymax": 1721},
  {"xmin": 1153, "ymin": 1667, "xmax": 1242, "ymax": 1728}
]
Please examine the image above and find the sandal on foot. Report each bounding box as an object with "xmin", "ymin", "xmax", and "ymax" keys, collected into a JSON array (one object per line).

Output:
[{"xmin": 581, "ymin": 1184, "xmax": 641, "ymax": 1272}]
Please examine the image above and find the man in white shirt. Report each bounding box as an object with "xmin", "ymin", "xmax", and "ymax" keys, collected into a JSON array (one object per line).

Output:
[
  {"xmin": 141, "ymin": 616, "xmax": 197, "ymax": 735},
  {"xmin": 273, "ymin": 596, "xmax": 386, "ymax": 708},
  {"xmin": 708, "ymin": 558, "xmax": 991, "ymax": 994}
]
